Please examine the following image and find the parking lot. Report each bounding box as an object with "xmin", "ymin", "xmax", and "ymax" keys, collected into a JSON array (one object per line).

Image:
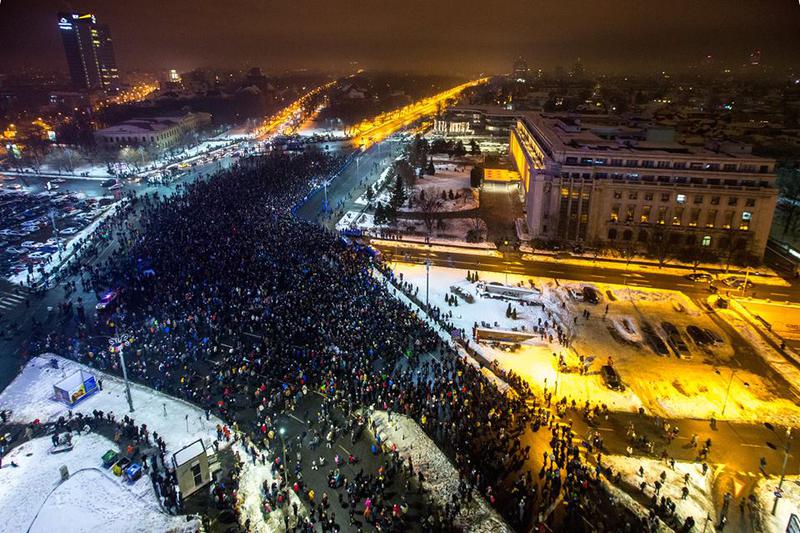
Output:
[{"xmin": 0, "ymin": 181, "xmax": 118, "ymax": 281}]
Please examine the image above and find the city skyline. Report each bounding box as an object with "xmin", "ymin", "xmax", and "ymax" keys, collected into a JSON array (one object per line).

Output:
[{"xmin": 0, "ymin": 0, "xmax": 798, "ymax": 75}]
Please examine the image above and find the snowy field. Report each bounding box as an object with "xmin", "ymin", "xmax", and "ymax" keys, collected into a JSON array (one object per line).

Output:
[
  {"xmin": 369, "ymin": 410, "xmax": 511, "ymax": 533},
  {"xmin": 0, "ymin": 433, "xmax": 193, "ymax": 533},
  {"xmin": 0, "ymin": 355, "xmax": 226, "ymax": 532},
  {"xmin": 0, "ymin": 355, "xmax": 224, "ymax": 454},
  {"xmin": 388, "ymin": 263, "xmax": 800, "ymax": 425}
]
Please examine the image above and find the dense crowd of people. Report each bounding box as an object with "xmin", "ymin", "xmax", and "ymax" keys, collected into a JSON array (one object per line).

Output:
[{"xmin": 30, "ymin": 149, "xmax": 679, "ymax": 532}]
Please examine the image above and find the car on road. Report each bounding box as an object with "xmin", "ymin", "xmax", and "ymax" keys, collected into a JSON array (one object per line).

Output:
[
  {"xmin": 685, "ymin": 272, "xmax": 713, "ymax": 283},
  {"xmin": 51, "ymin": 178, "xmax": 67, "ymax": 184},
  {"xmin": 600, "ymin": 365, "xmax": 624, "ymax": 391},
  {"xmin": 96, "ymin": 289, "xmax": 121, "ymax": 311},
  {"xmin": 721, "ymin": 276, "xmax": 755, "ymax": 290},
  {"xmin": 686, "ymin": 325, "xmax": 713, "ymax": 346},
  {"xmin": 60, "ymin": 227, "xmax": 79, "ymax": 235},
  {"xmin": 108, "ymin": 183, "xmax": 123, "ymax": 191},
  {"xmin": 101, "ymin": 178, "xmax": 118, "ymax": 188},
  {"xmin": 662, "ymin": 321, "xmax": 690, "ymax": 357},
  {"xmin": 583, "ymin": 286, "xmax": 600, "ymax": 304}
]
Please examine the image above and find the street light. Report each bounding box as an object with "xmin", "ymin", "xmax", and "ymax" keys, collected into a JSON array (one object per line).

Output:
[
  {"xmin": 769, "ymin": 426, "xmax": 793, "ymax": 516},
  {"xmin": 107, "ymin": 333, "xmax": 135, "ymax": 412},
  {"xmin": 278, "ymin": 427, "xmax": 288, "ymax": 485}
]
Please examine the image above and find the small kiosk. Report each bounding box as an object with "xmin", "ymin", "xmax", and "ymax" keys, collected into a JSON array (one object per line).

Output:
[{"xmin": 53, "ymin": 370, "xmax": 99, "ymax": 406}]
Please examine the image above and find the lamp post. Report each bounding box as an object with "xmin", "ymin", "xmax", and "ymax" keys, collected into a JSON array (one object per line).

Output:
[
  {"xmin": 772, "ymin": 427, "xmax": 793, "ymax": 516},
  {"xmin": 279, "ymin": 427, "xmax": 288, "ymax": 485},
  {"xmin": 108, "ymin": 333, "xmax": 135, "ymax": 412}
]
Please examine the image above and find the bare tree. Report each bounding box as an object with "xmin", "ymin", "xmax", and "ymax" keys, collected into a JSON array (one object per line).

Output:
[
  {"xmin": 419, "ymin": 189, "xmax": 442, "ymax": 234},
  {"xmin": 466, "ymin": 217, "xmax": 487, "ymax": 243}
]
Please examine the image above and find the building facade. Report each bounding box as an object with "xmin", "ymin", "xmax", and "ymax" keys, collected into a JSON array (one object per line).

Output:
[
  {"xmin": 510, "ymin": 113, "xmax": 778, "ymax": 259},
  {"xmin": 58, "ymin": 13, "xmax": 120, "ymax": 93},
  {"xmin": 94, "ymin": 112, "xmax": 212, "ymax": 151}
]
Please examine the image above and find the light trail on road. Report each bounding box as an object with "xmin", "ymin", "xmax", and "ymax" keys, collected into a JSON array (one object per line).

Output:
[
  {"xmin": 349, "ymin": 78, "xmax": 489, "ymax": 148},
  {"xmin": 256, "ymin": 80, "xmax": 337, "ymax": 140}
]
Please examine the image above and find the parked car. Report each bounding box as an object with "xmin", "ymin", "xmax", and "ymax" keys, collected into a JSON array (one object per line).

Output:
[
  {"xmin": 567, "ymin": 288, "xmax": 584, "ymax": 302},
  {"xmin": 685, "ymin": 272, "xmax": 713, "ymax": 283},
  {"xmin": 5, "ymin": 246, "xmax": 26, "ymax": 254},
  {"xmin": 600, "ymin": 365, "xmax": 623, "ymax": 391},
  {"xmin": 583, "ymin": 286, "xmax": 600, "ymax": 304},
  {"xmin": 703, "ymin": 328, "xmax": 723, "ymax": 345},
  {"xmin": 101, "ymin": 178, "xmax": 118, "ymax": 188},
  {"xmin": 686, "ymin": 325, "xmax": 713, "ymax": 346},
  {"xmin": 641, "ymin": 322, "xmax": 670, "ymax": 356},
  {"xmin": 60, "ymin": 227, "xmax": 79, "ymax": 235},
  {"xmin": 27, "ymin": 251, "xmax": 49, "ymax": 260},
  {"xmin": 19, "ymin": 240, "xmax": 38, "ymax": 248},
  {"xmin": 662, "ymin": 322, "xmax": 690, "ymax": 357}
]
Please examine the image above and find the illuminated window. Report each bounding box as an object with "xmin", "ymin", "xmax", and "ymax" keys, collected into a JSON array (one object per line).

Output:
[
  {"xmin": 657, "ymin": 206, "xmax": 667, "ymax": 225},
  {"xmin": 702, "ymin": 235, "xmax": 712, "ymax": 247},
  {"xmin": 641, "ymin": 205, "xmax": 652, "ymax": 223},
  {"xmin": 676, "ymin": 194, "xmax": 686, "ymax": 204},
  {"xmin": 740, "ymin": 211, "xmax": 751, "ymax": 230},
  {"xmin": 672, "ymin": 207, "xmax": 684, "ymax": 225},
  {"xmin": 610, "ymin": 205, "xmax": 620, "ymax": 222},
  {"xmin": 561, "ymin": 187, "xmax": 569, "ymax": 197},
  {"xmin": 689, "ymin": 208, "xmax": 700, "ymax": 227},
  {"xmin": 705, "ymin": 210, "xmax": 717, "ymax": 228},
  {"xmin": 722, "ymin": 211, "xmax": 734, "ymax": 229}
]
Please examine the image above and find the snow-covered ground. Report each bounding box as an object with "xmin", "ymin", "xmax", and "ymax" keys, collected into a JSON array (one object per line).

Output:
[
  {"xmin": 369, "ymin": 410, "xmax": 511, "ymax": 533},
  {"xmin": 754, "ymin": 474, "xmax": 800, "ymax": 533},
  {"xmin": 233, "ymin": 440, "xmax": 309, "ymax": 532},
  {"xmin": 603, "ymin": 454, "xmax": 717, "ymax": 528},
  {"xmin": 0, "ymin": 432, "xmax": 194, "ymax": 533},
  {"xmin": 388, "ymin": 263, "xmax": 800, "ymax": 425},
  {"xmin": 0, "ymin": 355, "xmax": 224, "ymax": 461},
  {"xmin": 400, "ymin": 163, "xmax": 478, "ymax": 213},
  {"xmin": 0, "ymin": 355, "xmax": 226, "ymax": 532}
]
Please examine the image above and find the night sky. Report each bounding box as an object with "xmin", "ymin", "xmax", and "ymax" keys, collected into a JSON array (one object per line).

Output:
[{"xmin": 0, "ymin": 0, "xmax": 798, "ymax": 75}]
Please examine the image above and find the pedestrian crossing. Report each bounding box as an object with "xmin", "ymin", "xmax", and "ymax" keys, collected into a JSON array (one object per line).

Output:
[{"xmin": 0, "ymin": 289, "xmax": 26, "ymax": 311}]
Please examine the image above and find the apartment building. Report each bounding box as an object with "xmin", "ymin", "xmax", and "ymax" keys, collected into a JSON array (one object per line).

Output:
[{"xmin": 510, "ymin": 113, "xmax": 777, "ymax": 259}]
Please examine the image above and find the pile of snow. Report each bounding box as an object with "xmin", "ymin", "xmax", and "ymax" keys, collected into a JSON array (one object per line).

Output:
[
  {"xmin": 369, "ymin": 410, "xmax": 511, "ymax": 533},
  {"xmin": 233, "ymin": 441, "xmax": 308, "ymax": 532},
  {"xmin": 0, "ymin": 433, "xmax": 193, "ymax": 533}
]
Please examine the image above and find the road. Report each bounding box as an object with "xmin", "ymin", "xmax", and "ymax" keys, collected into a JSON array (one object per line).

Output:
[
  {"xmin": 295, "ymin": 140, "xmax": 403, "ymax": 226},
  {"xmin": 372, "ymin": 242, "xmax": 800, "ymax": 303}
]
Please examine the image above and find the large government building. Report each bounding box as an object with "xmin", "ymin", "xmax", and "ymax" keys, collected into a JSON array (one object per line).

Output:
[{"xmin": 510, "ymin": 113, "xmax": 778, "ymax": 259}]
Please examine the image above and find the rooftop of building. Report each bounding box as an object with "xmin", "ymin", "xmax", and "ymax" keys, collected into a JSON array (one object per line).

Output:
[
  {"xmin": 521, "ymin": 112, "xmax": 773, "ymax": 162},
  {"xmin": 95, "ymin": 113, "xmax": 204, "ymax": 135}
]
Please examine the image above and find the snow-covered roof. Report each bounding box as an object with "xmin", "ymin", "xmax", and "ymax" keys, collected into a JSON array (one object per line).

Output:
[{"xmin": 173, "ymin": 439, "xmax": 205, "ymax": 467}]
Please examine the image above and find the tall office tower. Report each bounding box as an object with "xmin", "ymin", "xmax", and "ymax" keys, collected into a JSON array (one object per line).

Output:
[{"xmin": 57, "ymin": 13, "xmax": 120, "ymax": 93}]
